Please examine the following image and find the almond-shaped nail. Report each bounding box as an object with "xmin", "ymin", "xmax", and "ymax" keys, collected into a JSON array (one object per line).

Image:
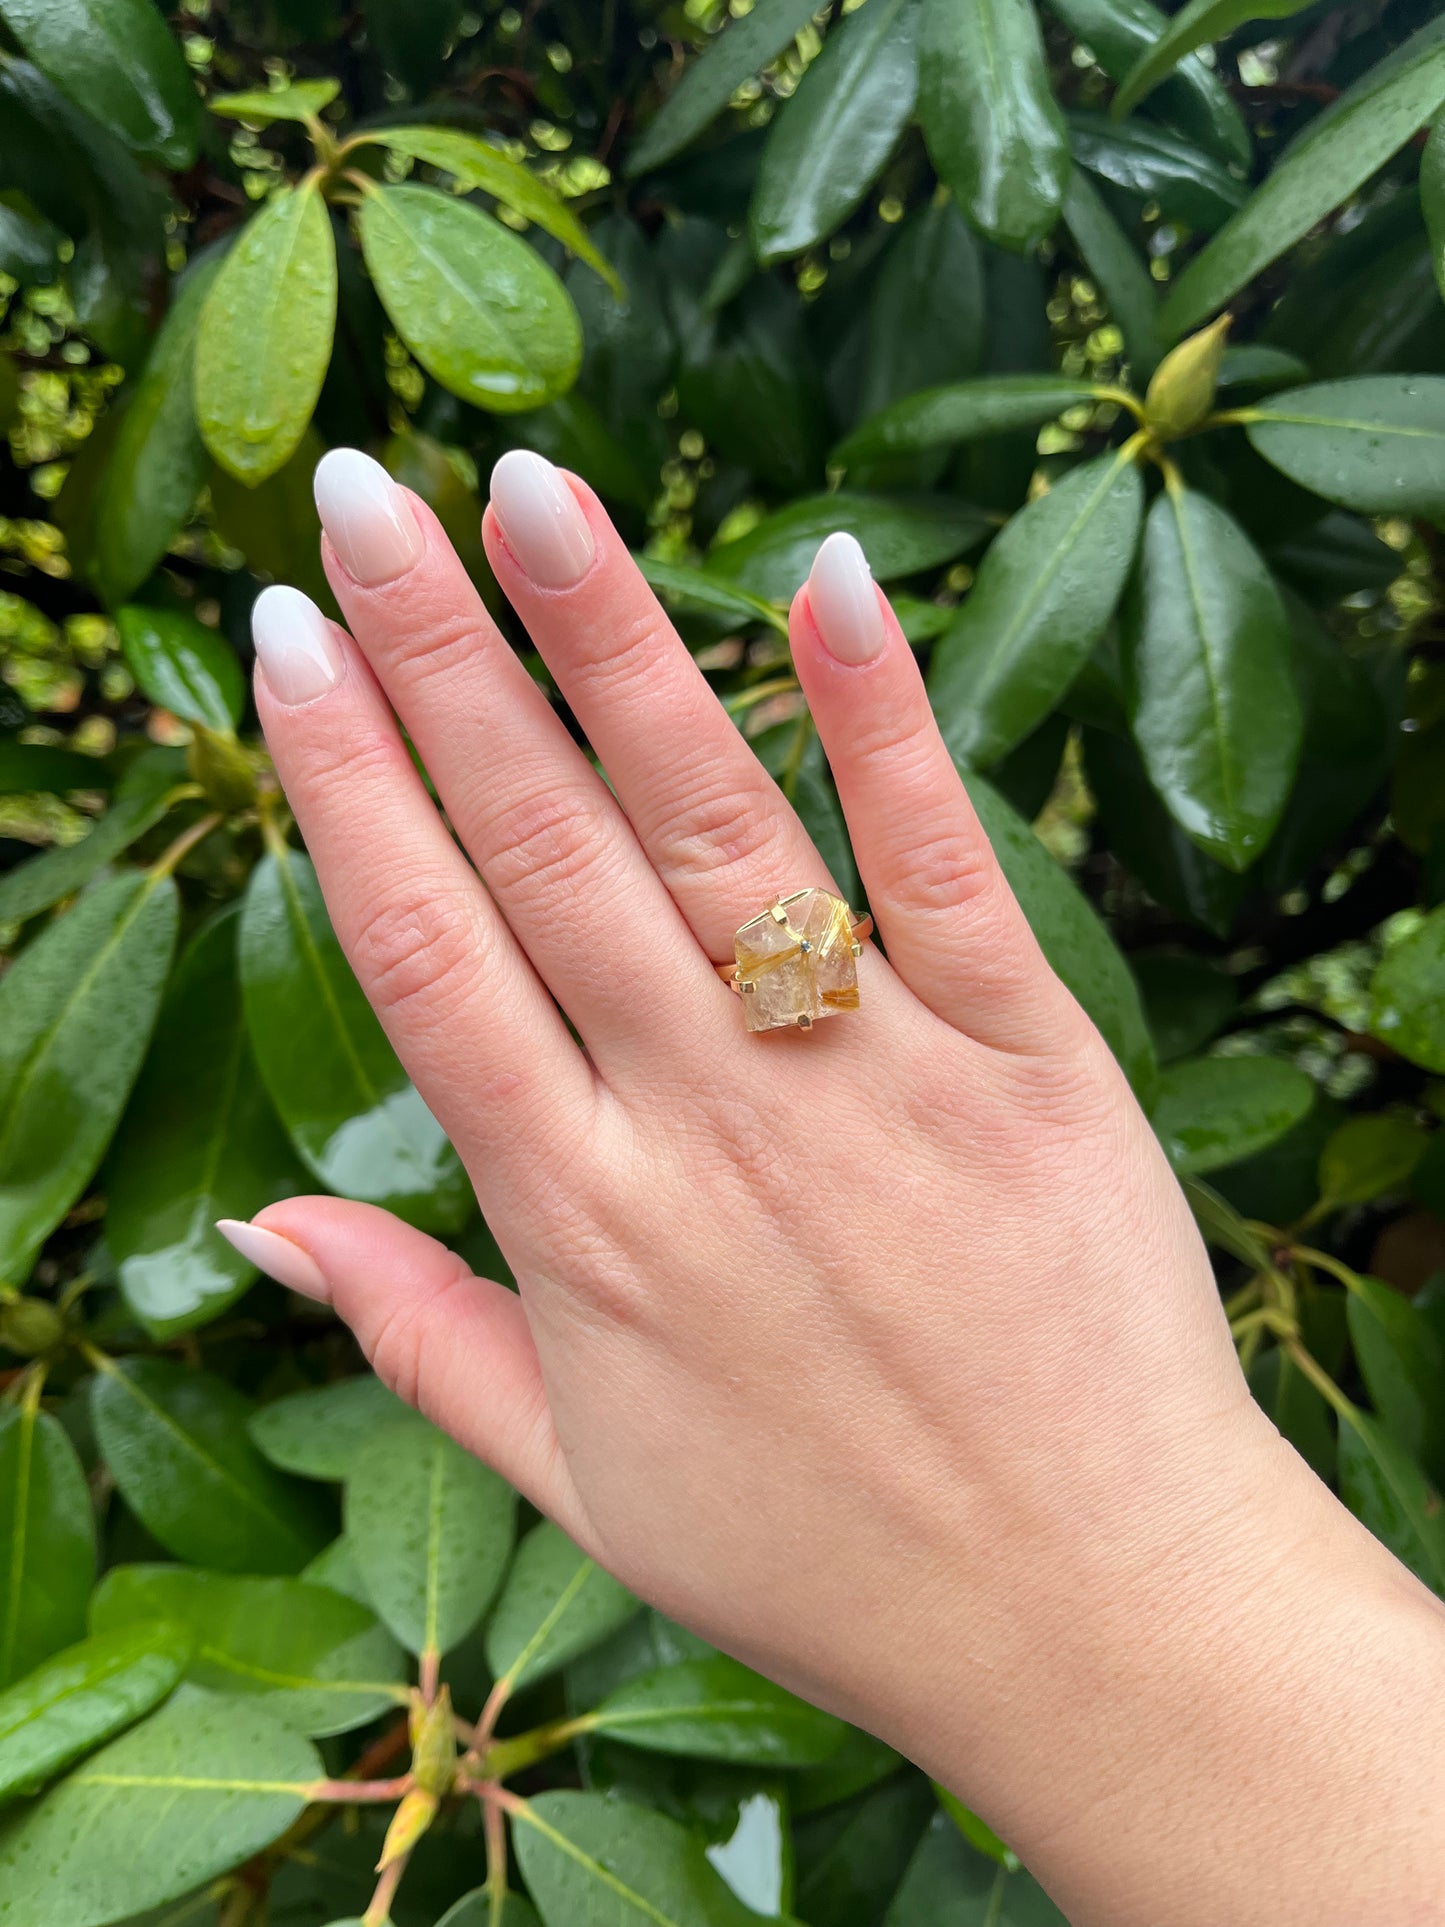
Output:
[
  {"xmin": 314, "ymin": 447, "xmax": 423, "ymax": 586},
  {"xmin": 489, "ymin": 448, "xmax": 594, "ymax": 588},
  {"xmin": 251, "ymin": 585, "xmax": 346, "ymax": 706},
  {"xmin": 808, "ymin": 531, "xmax": 886, "ymax": 665},
  {"xmin": 216, "ymin": 1219, "xmax": 330, "ymax": 1302}
]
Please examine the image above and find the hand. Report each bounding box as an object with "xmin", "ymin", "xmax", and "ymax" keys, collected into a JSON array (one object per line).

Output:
[{"xmin": 226, "ymin": 449, "xmax": 1445, "ymax": 1927}]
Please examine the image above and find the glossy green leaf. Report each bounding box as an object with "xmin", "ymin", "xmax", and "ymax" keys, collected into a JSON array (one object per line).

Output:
[
  {"xmin": 790, "ymin": 1724, "xmax": 904, "ymax": 1816},
  {"xmin": 587, "ymin": 1657, "xmax": 845, "ymax": 1766},
  {"xmin": 1114, "ymin": 0, "xmax": 1310, "ymax": 119},
  {"xmin": 1061, "ymin": 169, "xmax": 1161, "ymax": 376},
  {"xmin": 107, "ymin": 910, "xmax": 301, "ymax": 1339},
  {"xmin": 1150, "ymin": 1055, "xmax": 1315, "ymax": 1175},
  {"xmin": 301, "ymin": 1536, "xmax": 373, "ymax": 1610},
  {"xmin": 933, "ymin": 1786, "xmax": 1019, "ymax": 1871},
  {"xmin": 485, "ymin": 1521, "xmax": 639, "ymax": 1696},
  {"xmin": 1182, "ymin": 1176, "xmax": 1272, "ymax": 1270},
  {"xmin": 366, "ymin": 127, "xmax": 620, "ymax": 295},
  {"xmin": 91, "ymin": 1568, "xmax": 406, "ymax": 1738},
  {"xmin": 0, "ymin": 1624, "xmax": 188, "ymax": 1804},
  {"xmin": 1121, "ymin": 485, "xmax": 1301, "ymax": 870},
  {"xmin": 1344, "ymin": 1275, "xmax": 1445, "ymax": 1485},
  {"xmin": 886, "ymin": 1810, "xmax": 1067, "ymax": 1925},
  {"xmin": 1369, "ymin": 904, "xmax": 1445, "ymax": 1074},
  {"xmin": 963, "ymin": 775, "xmax": 1158, "ymax": 1098},
  {"xmin": 0, "ymin": 870, "xmax": 178, "ymax": 1286},
  {"xmin": 707, "ymin": 493, "xmax": 990, "ymax": 603},
  {"xmin": 0, "ymin": 1405, "xmax": 94, "ymax": 1690},
  {"xmin": 1248, "ymin": 1344, "xmax": 1334, "ymax": 1484},
  {"xmin": 1161, "ymin": 35, "xmax": 1445, "ymax": 337},
  {"xmin": 0, "ymin": 0, "xmax": 200, "ymax": 168},
  {"xmin": 930, "ymin": 447, "xmax": 1143, "ymax": 769},
  {"xmin": 0, "ymin": 1688, "xmax": 319, "ymax": 1927},
  {"xmin": 440, "ymin": 1897, "xmax": 541, "ymax": 1927},
  {"xmin": 1244, "ymin": 377, "xmax": 1445, "ymax": 520},
  {"xmin": 358, "ymin": 183, "xmax": 581, "ymax": 414},
  {"xmin": 239, "ymin": 846, "xmax": 470, "ymax": 1230},
  {"xmin": 92, "ymin": 260, "xmax": 219, "ymax": 608},
  {"xmin": 1318, "ymin": 1114, "xmax": 1427, "ymax": 1209},
  {"xmin": 249, "ymin": 1375, "xmax": 413, "ymax": 1481},
  {"xmin": 1338, "ymin": 1408, "xmax": 1445, "ymax": 1594},
  {"xmin": 1067, "ymin": 113, "xmax": 1247, "ymax": 233},
  {"xmin": 1217, "ymin": 345, "xmax": 1309, "ymax": 396},
  {"xmin": 0, "ymin": 737, "xmax": 109, "ymax": 797},
  {"xmin": 1134, "ymin": 952, "xmax": 1237, "ymax": 1064},
  {"xmin": 918, "ymin": 0, "xmax": 1068, "ymax": 251},
  {"xmin": 196, "ymin": 183, "xmax": 338, "ymax": 485},
  {"xmin": 209, "ymin": 426, "xmax": 334, "ymax": 612},
  {"xmin": 115, "ymin": 607, "xmax": 243, "ymax": 734},
  {"xmin": 750, "ymin": 0, "xmax": 917, "ymax": 263},
  {"xmin": 797, "ymin": 1775, "xmax": 934, "ymax": 1927},
  {"xmin": 851, "ymin": 204, "xmax": 987, "ymax": 448},
  {"xmin": 513, "ymin": 1788, "xmax": 779, "ymax": 1927},
  {"xmin": 0, "ymin": 747, "xmax": 184, "ymax": 927},
  {"xmin": 209, "ymin": 79, "xmax": 340, "ymax": 125},
  {"xmin": 635, "ymin": 557, "xmax": 787, "ymax": 634},
  {"xmin": 627, "ymin": 0, "xmax": 824, "ymax": 175},
  {"xmin": 835, "ymin": 375, "xmax": 1100, "ymax": 467},
  {"xmin": 90, "ymin": 1357, "xmax": 327, "ymax": 1575},
  {"xmin": 1425, "ymin": 110, "xmax": 1445, "ymax": 304},
  {"xmin": 345, "ymin": 1417, "xmax": 515, "ymax": 1658}
]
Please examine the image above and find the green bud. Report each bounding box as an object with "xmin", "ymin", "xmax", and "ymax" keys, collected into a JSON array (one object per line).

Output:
[
  {"xmin": 409, "ymin": 1684, "xmax": 458, "ymax": 1800},
  {"xmin": 376, "ymin": 1786, "xmax": 438, "ymax": 1871},
  {"xmin": 187, "ymin": 724, "xmax": 258, "ymax": 813},
  {"xmin": 1144, "ymin": 314, "xmax": 1232, "ymax": 441},
  {"xmin": 0, "ymin": 1298, "xmax": 64, "ymax": 1356}
]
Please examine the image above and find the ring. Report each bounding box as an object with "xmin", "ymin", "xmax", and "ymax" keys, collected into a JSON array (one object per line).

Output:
[{"xmin": 715, "ymin": 888, "xmax": 873, "ymax": 1033}]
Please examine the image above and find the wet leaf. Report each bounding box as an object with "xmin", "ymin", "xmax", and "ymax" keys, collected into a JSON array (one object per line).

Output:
[
  {"xmin": 249, "ymin": 1374, "xmax": 413, "ymax": 1482},
  {"xmin": 485, "ymin": 1521, "xmax": 639, "ymax": 1696},
  {"xmin": 115, "ymin": 606, "xmax": 243, "ymax": 734},
  {"xmin": 1369, "ymin": 904, "xmax": 1445, "ymax": 1074},
  {"xmin": 0, "ymin": 0, "xmax": 200, "ymax": 168},
  {"xmin": 1245, "ymin": 377, "xmax": 1445, "ymax": 520},
  {"xmin": 0, "ymin": 1624, "xmax": 188, "ymax": 1805},
  {"xmin": 0, "ymin": 1405, "xmax": 94, "ymax": 1689},
  {"xmin": 707, "ymin": 493, "xmax": 989, "ymax": 602},
  {"xmin": 1150, "ymin": 1055, "xmax": 1315, "ymax": 1175},
  {"xmin": 586, "ymin": 1657, "xmax": 845, "ymax": 1766}
]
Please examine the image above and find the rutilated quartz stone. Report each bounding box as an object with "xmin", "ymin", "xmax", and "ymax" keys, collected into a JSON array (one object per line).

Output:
[{"xmin": 733, "ymin": 888, "xmax": 860, "ymax": 1033}]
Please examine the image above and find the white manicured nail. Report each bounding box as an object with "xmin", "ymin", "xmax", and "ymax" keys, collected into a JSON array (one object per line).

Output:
[
  {"xmin": 489, "ymin": 449, "xmax": 595, "ymax": 588},
  {"xmin": 250, "ymin": 585, "xmax": 346, "ymax": 706},
  {"xmin": 216, "ymin": 1220, "xmax": 330, "ymax": 1302},
  {"xmin": 314, "ymin": 447, "xmax": 423, "ymax": 586},
  {"xmin": 809, "ymin": 532, "xmax": 886, "ymax": 665}
]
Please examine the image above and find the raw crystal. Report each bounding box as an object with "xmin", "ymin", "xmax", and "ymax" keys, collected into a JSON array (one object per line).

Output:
[{"xmin": 733, "ymin": 888, "xmax": 860, "ymax": 1034}]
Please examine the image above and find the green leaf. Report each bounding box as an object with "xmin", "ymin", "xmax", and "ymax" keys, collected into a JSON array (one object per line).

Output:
[
  {"xmin": 1134, "ymin": 952, "xmax": 1237, "ymax": 1063},
  {"xmin": 1318, "ymin": 1114, "xmax": 1427, "ymax": 1209},
  {"xmin": 439, "ymin": 1894, "xmax": 541, "ymax": 1927},
  {"xmin": 107, "ymin": 909, "xmax": 302, "ymax": 1339},
  {"xmin": 0, "ymin": 736, "xmax": 110, "ymax": 797},
  {"xmin": 485, "ymin": 1521, "xmax": 639, "ymax": 1696},
  {"xmin": 1244, "ymin": 377, "xmax": 1445, "ymax": 520},
  {"xmin": 634, "ymin": 556, "xmax": 787, "ymax": 634},
  {"xmin": 0, "ymin": 1688, "xmax": 319, "ymax": 1927},
  {"xmin": 1369, "ymin": 904, "xmax": 1445, "ymax": 1074},
  {"xmin": 249, "ymin": 1375, "xmax": 413, "ymax": 1481},
  {"xmin": 1182, "ymin": 1175, "xmax": 1272, "ymax": 1270},
  {"xmin": 90, "ymin": 1357, "xmax": 328, "ymax": 1575},
  {"xmin": 1248, "ymin": 1344, "xmax": 1334, "ymax": 1484},
  {"xmin": 1120, "ymin": 485, "xmax": 1301, "ymax": 871},
  {"xmin": 365, "ymin": 127, "xmax": 621, "ymax": 295},
  {"xmin": 0, "ymin": 870, "xmax": 178, "ymax": 1287},
  {"xmin": 0, "ymin": 747, "xmax": 185, "ymax": 927},
  {"xmin": 851, "ymin": 203, "xmax": 987, "ymax": 446},
  {"xmin": 1149, "ymin": 1054, "xmax": 1315, "ymax": 1175},
  {"xmin": 0, "ymin": 1624, "xmax": 188, "ymax": 1805},
  {"xmin": 749, "ymin": 0, "xmax": 917, "ymax": 263},
  {"xmin": 1067, "ymin": 113, "xmax": 1247, "ymax": 233},
  {"xmin": 962, "ymin": 775, "xmax": 1158, "ymax": 1099},
  {"xmin": 92, "ymin": 260, "xmax": 220, "ymax": 608},
  {"xmin": 835, "ymin": 374, "xmax": 1100, "ymax": 467},
  {"xmin": 706, "ymin": 494, "xmax": 990, "ymax": 603},
  {"xmin": 209, "ymin": 80, "xmax": 340, "ymax": 125},
  {"xmin": 797, "ymin": 1775, "xmax": 934, "ymax": 1927},
  {"xmin": 513, "ymin": 1788, "xmax": 780, "ymax": 1927},
  {"xmin": 627, "ymin": 0, "xmax": 825, "ymax": 175},
  {"xmin": 0, "ymin": 0, "xmax": 200, "ymax": 168},
  {"xmin": 345, "ymin": 1417, "xmax": 515, "ymax": 1658},
  {"xmin": 933, "ymin": 1786, "xmax": 1019, "ymax": 1872},
  {"xmin": 586, "ymin": 1657, "xmax": 845, "ymax": 1766},
  {"xmin": 1060, "ymin": 168, "xmax": 1161, "ymax": 376},
  {"xmin": 0, "ymin": 1405, "xmax": 94, "ymax": 1690},
  {"xmin": 1344, "ymin": 1276, "xmax": 1445, "ymax": 1486},
  {"xmin": 209, "ymin": 427, "xmax": 334, "ymax": 612},
  {"xmin": 239, "ymin": 845, "xmax": 470, "ymax": 1231},
  {"xmin": 1160, "ymin": 35, "xmax": 1445, "ymax": 337},
  {"xmin": 1425, "ymin": 110, "xmax": 1445, "ymax": 305},
  {"xmin": 1338, "ymin": 1408, "xmax": 1445, "ymax": 1594},
  {"xmin": 917, "ymin": 0, "xmax": 1069, "ymax": 250},
  {"xmin": 886, "ymin": 1809, "xmax": 1067, "ymax": 1925},
  {"xmin": 196, "ymin": 182, "xmax": 338, "ymax": 485},
  {"xmin": 1114, "ymin": 0, "xmax": 1310, "ymax": 119},
  {"xmin": 930, "ymin": 447, "xmax": 1143, "ymax": 769},
  {"xmin": 91, "ymin": 1568, "xmax": 406, "ymax": 1739},
  {"xmin": 366, "ymin": 0, "xmax": 464, "ymax": 95},
  {"xmin": 115, "ymin": 607, "xmax": 243, "ymax": 734},
  {"xmin": 358, "ymin": 183, "xmax": 581, "ymax": 414}
]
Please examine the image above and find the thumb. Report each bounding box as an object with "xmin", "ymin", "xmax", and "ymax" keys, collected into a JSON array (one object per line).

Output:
[{"xmin": 217, "ymin": 1198, "xmax": 576, "ymax": 1533}]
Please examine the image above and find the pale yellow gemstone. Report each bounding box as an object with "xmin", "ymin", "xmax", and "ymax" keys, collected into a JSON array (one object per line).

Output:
[{"xmin": 734, "ymin": 888, "xmax": 860, "ymax": 1033}]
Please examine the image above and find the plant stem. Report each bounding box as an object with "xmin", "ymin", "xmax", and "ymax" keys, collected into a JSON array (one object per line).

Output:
[
  {"xmin": 306, "ymin": 1776, "xmax": 412, "ymax": 1804},
  {"xmin": 1288, "ymin": 1244, "xmax": 1365, "ymax": 1295},
  {"xmin": 779, "ymin": 705, "xmax": 814, "ymax": 802},
  {"xmin": 481, "ymin": 1715, "xmax": 590, "ymax": 1782},
  {"xmin": 1283, "ymin": 1338, "xmax": 1357, "ymax": 1423},
  {"xmin": 363, "ymin": 1850, "xmax": 410, "ymax": 1927},
  {"xmin": 484, "ymin": 1786, "xmax": 509, "ymax": 1924},
  {"xmin": 149, "ymin": 811, "xmax": 224, "ymax": 881},
  {"xmin": 1094, "ymin": 385, "xmax": 1147, "ymax": 423}
]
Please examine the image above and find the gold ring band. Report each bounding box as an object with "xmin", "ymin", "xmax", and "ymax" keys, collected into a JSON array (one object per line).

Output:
[{"xmin": 716, "ymin": 888, "xmax": 872, "ymax": 1033}]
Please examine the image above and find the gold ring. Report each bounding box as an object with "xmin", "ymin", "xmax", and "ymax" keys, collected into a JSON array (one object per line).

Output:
[{"xmin": 715, "ymin": 888, "xmax": 872, "ymax": 1033}]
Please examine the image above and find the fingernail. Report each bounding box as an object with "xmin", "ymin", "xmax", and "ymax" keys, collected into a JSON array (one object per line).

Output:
[
  {"xmin": 808, "ymin": 532, "xmax": 886, "ymax": 666},
  {"xmin": 216, "ymin": 1219, "xmax": 330, "ymax": 1302},
  {"xmin": 489, "ymin": 449, "xmax": 594, "ymax": 589},
  {"xmin": 314, "ymin": 447, "xmax": 423, "ymax": 586},
  {"xmin": 250, "ymin": 585, "xmax": 346, "ymax": 706}
]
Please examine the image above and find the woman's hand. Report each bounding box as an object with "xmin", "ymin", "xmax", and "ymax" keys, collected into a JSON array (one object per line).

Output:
[{"xmin": 225, "ymin": 449, "xmax": 1445, "ymax": 1927}]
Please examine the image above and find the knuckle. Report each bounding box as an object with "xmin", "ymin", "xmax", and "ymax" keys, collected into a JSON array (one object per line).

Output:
[
  {"xmin": 650, "ymin": 769, "xmax": 787, "ymax": 881},
  {"xmin": 575, "ymin": 603, "xmax": 673, "ymax": 693},
  {"xmin": 350, "ymin": 886, "xmax": 487, "ymax": 1026},
  {"xmin": 382, "ymin": 605, "xmax": 489, "ymax": 691},
  {"xmin": 363, "ymin": 1256, "xmax": 474, "ymax": 1414},
  {"xmin": 485, "ymin": 784, "xmax": 622, "ymax": 906},
  {"xmin": 879, "ymin": 820, "xmax": 1002, "ymax": 920},
  {"xmin": 303, "ymin": 727, "xmax": 413, "ymax": 810}
]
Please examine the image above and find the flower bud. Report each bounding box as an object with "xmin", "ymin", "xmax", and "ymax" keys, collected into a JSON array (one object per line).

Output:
[{"xmin": 1144, "ymin": 315, "xmax": 1232, "ymax": 441}]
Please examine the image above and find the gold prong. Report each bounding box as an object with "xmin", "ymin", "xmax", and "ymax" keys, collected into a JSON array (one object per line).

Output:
[
  {"xmin": 797, "ymin": 1012, "xmax": 813, "ymax": 1029},
  {"xmin": 768, "ymin": 901, "xmax": 789, "ymax": 924},
  {"xmin": 851, "ymin": 941, "xmax": 862, "ymax": 957},
  {"xmin": 740, "ymin": 978, "xmax": 756, "ymax": 993}
]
